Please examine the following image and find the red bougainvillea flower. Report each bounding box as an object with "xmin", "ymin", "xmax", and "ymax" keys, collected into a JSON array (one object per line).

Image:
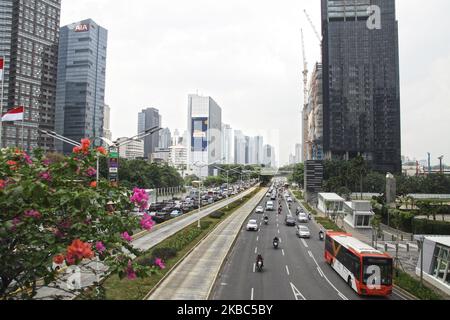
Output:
[
  {"xmin": 73, "ymin": 146, "xmax": 82, "ymax": 154},
  {"xmin": 90, "ymin": 181, "xmax": 97, "ymax": 188},
  {"xmin": 24, "ymin": 210, "xmax": 42, "ymax": 219},
  {"xmin": 81, "ymin": 138, "xmax": 91, "ymax": 148},
  {"xmin": 140, "ymin": 214, "xmax": 155, "ymax": 231},
  {"xmin": 121, "ymin": 232, "xmax": 132, "ymax": 242},
  {"xmin": 126, "ymin": 260, "xmax": 137, "ymax": 280},
  {"xmin": 0, "ymin": 180, "xmax": 5, "ymax": 190},
  {"xmin": 96, "ymin": 146, "xmax": 107, "ymax": 156},
  {"xmin": 6, "ymin": 160, "xmax": 19, "ymax": 171},
  {"xmin": 95, "ymin": 241, "xmax": 106, "ymax": 254},
  {"xmin": 65, "ymin": 239, "xmax": 94, "ymax": 265},
  {"xmin": 155, "ymin": 258, "xmax": 166, "ymax": 270},
  {"xmin": 53, "ymin": 254, "xmax": 65, "ymax": 265}
]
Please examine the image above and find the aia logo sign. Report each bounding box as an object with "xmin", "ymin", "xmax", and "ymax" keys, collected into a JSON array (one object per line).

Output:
[{"xmin": 75, "ymin": 24, "xmax": 89, "ymax": 32}]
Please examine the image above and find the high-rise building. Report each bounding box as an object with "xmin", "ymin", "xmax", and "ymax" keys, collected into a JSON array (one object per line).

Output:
[
  {"xmin": 249, "ymin": 136, "xmax": 264, "ymax": 165},
  {"xmin": 234, "ymin": 130, "xmax": 246, "ymax": 165},
  {"xmin": 321, "ymin": 0, "xmax": 401, "ymax": 173},
  {"xmin": 103, "ymin": 104, "xmax": 112, "ymax": 141},
  {"xmin": 158, "ymin": 127, "xmax": 172, "ymax": 149},
  {"xmin": 221, "ymin": 123, "xmax": 234, "ymax": 164},
  {"xmin": 138, "ymin": 107, "xmax": 160, "ymax": 159},
  {"xmin": 55, "ymin": 19, "xmax": 108, "ymax": 153},
  {"xmin": 169, "ymin": 144, "xmax": 188, "ymax": 173},
  {"xmin": 263, "ymin": 144, "xmax": 276, "ymax": 168},
  {"xmin": 0, "ymin": 0, "xmax": 61, "ymax": 151},
  {"xmin": 117, "ymin": 137, "xmax": 144, "ymax": 159},
  {"xmin": 187, "ymin": 94, "xmax": 222, "ymax": 177},
  {"xmin": 295, "ymin": 143, "xmax": 302, "ymax": 164}
]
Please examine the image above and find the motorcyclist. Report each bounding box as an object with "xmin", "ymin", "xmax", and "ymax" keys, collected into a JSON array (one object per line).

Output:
[
  {"xmin": 256, "ymin": 254, "xmax": 264, "ymax": 268},
  {"xmin": 319, "ymin": 229, "xmax": 325, "ymax": 240},
  {"xmin": 264, "ymin": 215, "xmax": 269, "ymax": 224},
  {"xmin": 273, "ymin": 236, "xmax": 280, "ymax": 244}
]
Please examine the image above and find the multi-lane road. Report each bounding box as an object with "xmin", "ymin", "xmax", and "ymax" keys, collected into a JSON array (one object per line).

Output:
[{"xmin": 211, "ymin": 189, "xmax": 407, "ymax": 301}]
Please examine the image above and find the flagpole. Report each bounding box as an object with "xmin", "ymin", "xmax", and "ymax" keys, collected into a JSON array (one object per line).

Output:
[{"xmin": 0, "ymin": 55, "xmax": 4, "ymax": 149}]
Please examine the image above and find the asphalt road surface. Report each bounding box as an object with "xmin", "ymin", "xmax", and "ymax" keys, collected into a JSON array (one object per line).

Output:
[{"xmin": 211, "ymin": 189, "xmax": 405, "ymax": 301}]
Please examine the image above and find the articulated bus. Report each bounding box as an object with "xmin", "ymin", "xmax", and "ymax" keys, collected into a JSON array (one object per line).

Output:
[{"xmin": 325, "ymin": 232, "xmax": 393, "ymax": 296}]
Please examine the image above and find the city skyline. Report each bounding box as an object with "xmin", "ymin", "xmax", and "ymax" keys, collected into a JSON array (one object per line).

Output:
[{"xmin": 57, "ymin": 0, "xmax": 450, "ymax": 166}]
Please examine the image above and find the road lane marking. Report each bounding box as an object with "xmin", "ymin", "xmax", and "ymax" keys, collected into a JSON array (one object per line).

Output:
[
  {"xmin": 256, "ymin": 236, "xmax": 259, "ymax": 242},
  {"xmin": 290, "ymin": 282, "xmax": 306, "ymax": 300},
  {"xmin": 255, "ymin": 247, "xmax": 258, "ymax": 254},
  {"xmin": 253, "ymin": 263, "xmax": 256, "ymax": 273},
  {"xmin": 308, "ymin": 250, "xmax": 349, "ymax": 300},
  {"xmin": 286, "ymin": 265, "xmax": 290, "ymax": 276},
  {"xmin": 301, "ymin": 239, "xmax": 309, "ymax": 248},
  {"xmin": 317, "ymin": 267, "xmax": 324, "ymax": 278},
  {"xmin": 278, "ymin": 230, "xmax": 280, "ymax": 234},
  {"xmin": 251, "ymin": 288, "xmax": 254, "ymax": 300},
  {"xmin": 282, "ymin": 249, "xmax": 285, "ymax": 256}
]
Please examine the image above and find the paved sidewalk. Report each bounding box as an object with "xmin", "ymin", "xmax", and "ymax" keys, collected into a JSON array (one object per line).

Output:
[{"xmin": 147, "ymin": 188, "xmax": 267, "ymax": 300}]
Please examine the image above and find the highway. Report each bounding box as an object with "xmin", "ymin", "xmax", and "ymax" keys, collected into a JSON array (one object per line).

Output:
[{"xmin": 211, "ymin": 189, "xmax": 407, "ymax": 301}]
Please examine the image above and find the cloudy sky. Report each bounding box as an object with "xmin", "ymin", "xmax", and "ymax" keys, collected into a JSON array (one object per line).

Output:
[{"xmin": 60, "ymin": 0, "xmax": 450, "ymax": 166}]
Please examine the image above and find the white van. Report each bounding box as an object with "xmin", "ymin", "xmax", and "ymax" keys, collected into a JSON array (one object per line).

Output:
[{"xmin": 266, "ymin": 201, "xmax": 274, "ymax": 211}]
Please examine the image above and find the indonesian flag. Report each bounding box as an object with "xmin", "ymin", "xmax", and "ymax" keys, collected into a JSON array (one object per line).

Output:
[
  {"xmin": 0, "ymin": 57, "xmax": 3, "ymax": 81},
  {"xmin": 2, "ymin": 106, "xmax": 24, "ymax": 122}
]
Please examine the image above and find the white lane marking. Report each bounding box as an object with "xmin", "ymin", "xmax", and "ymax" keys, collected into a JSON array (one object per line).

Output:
[
  {"xmin": 282, "ymin": 249, "xmax": 285, "ymax": 256},
  {"xmin": 317, "ymin": 267, "xmax": 324, "ymax": 278},
  {"xmin": 256, "ymin": 236, "xmax": 259, "ymax": 242},
  {"xmin": 278, "ymin": 230, "xmax": 280, "ymax": 234},
  {"xmin": 301, "ymin": 238, "xmax": 309, "ymax": 248},
  {"xmin": 286, "ymin": 265, "xmax": 290, "ymax": 276},
  {"xmin": 253, "ymin": 263, "xmax": 256, "ymax": 273},
  {"xmin": 308, "ymin": 250, "xmax": 349, "ymax": 300},
  {"xmin": 255, "ymin": 247, "xmax": 258, "ymax": 254},
  {"xmin": 290, "ymin": 282, "xmax": 307, "ymax": 301},
  {"xmin": 251, "ymin": 288, "xmax": 254, "ymax": 300}
]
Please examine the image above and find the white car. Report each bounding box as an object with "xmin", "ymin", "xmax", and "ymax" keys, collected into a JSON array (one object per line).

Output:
[
  {"xmin": 170, "ymin": 210, "xmax": 182, "ymax": 218},
  {"xmin": 298, "ymin": 213, "xmax": 309, "ymax": 223},
  {"xmin": 296, "ymin": 225, "xmax": 311, "ymax": 238},
  {"xmin": 255, "ymin": 206, "xmax": 264, "ymax": 214},
  {"xmin": 246, "ymin": 219, "xmax": 259, "ymax": 231},
  {"xmin": 287, "ymin": 197, "xmax": 293, "ymax": 203}
]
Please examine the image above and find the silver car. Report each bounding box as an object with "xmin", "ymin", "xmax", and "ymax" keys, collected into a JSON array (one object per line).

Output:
[{"xmin": 296, "ymin": 225, "xmax": 311, "ymax": 238}]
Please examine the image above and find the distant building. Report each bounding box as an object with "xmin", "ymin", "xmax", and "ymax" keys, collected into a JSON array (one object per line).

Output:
[
  {"xmin": 55, "ymin": 19, "xmax": 108, "ymax": 153},
  {"xmin": 159, "ymin": 127, "xmax": 172, "ymax": 149},
  {"xmin": 138, "ymin": 108, "xmax": 160, "ymax": 158},
  {"xmin": 304, "ymin": 161, "xmax": 324, "ymax": 205},
  {"xmin": 249, "ymin": 136, "xmax": 264, "ymax": 165},
  {"xmin": 295, "ymin": 143, "xmax": 302, "ymax": 164},
  {"xmin": 117, "ymin": 137, "xmax": 144, "ymax": 159},
  {"xmin": 263, "ymin": 144, "xmax": 276, "ymax": 168},
  {"xmin": 169, "ymin": 144, "xmax": 187, "ymax": 169},
  {"xmin": 187, "ymin": 94, "xmax": 222, "ymax": 177},
  {"xmin": 152, "ymin": 147, "xmax": 170, "ymax": 164},
  {"xmin": 221, "ymin": 124, "xmax": 234, "ymax": 164},
  {"xmin": 234, "ymin": 130, "xmax": 247, "ymax": 165}
]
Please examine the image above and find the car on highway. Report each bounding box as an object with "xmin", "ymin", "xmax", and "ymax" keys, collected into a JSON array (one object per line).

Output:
[
  {"xmin": 285, "ymin": 215, "xmax": 296, "ymax": 227},
  {"xmin": 298, "ymin": 213, "xmax": 309, "ymax": 223},
  {"xmin": 246, "ymin": 219, "xmax": 259, "ymax": 231},
  {"xmin": 287, "ymin": 197, "xmax": 293, "ymax": 203},
  {"xmin": 255, "ymin": 206, "xmax": 264, "ymax": 214},
  {"xmin": 296, "ymin": 225, "xmax": 311, "ymax": 238},
  {"xmin": 170, "ymin": 210, "xmax": 182, "ymax": 218},
  {"xmin": 265, "ymin": 201, "xmax": 274, "ymax": 211}
]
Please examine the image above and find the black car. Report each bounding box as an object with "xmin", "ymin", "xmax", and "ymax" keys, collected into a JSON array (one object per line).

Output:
[
  {"xmin": 153, "ymin": 212, "xmax": 172, "ymax": 223},
  {"xmin": 285, "ymin": 215, "xmax": 296, "ymax": 227}
]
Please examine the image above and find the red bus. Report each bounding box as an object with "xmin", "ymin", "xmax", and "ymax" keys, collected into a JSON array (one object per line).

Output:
[{"xmin": 325, "ymin": 232, "xmax": 393, "ymax": 296}]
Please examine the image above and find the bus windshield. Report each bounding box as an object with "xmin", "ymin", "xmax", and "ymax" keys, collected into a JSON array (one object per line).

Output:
[{"xmin": 362, "ymin": 257, "xmax": 393, "ymax": 286}]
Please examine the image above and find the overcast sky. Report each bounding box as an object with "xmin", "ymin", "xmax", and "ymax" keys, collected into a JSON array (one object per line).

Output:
[{"xmin": 60, "ymin": 0, "xmax": 450, "ymax": 166}]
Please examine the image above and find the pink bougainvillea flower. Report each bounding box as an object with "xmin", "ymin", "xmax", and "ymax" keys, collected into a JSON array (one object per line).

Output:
[
  {"xmin": 155, "ymin": 258, "xmax": 166, "ymax": 270},
  {"xmin": 140, "ymin": 214, "xmax": 155, "ymax": 231},
  {"xmin": 42, "ymin": 158, "xmax": 52, "ymax": 166},
  {"xmin": 39, "ymin": 171, "xmax": 52, "ymax": 182},
  {"xmin": 95, "ymin": 241, "xmax": 106, "ymax": 254},
  {"xmin": 23, "ymin": 152, "xmax": 32, "ymax": 165},
  {"xmin": 121, "ymin": 232, "xmax": 132, "ymax": 242},
  {"xmin": 24, "ymin": 210, "xmax": 42, "ymax": 219},
  {"xmin": 86, "ymin": 167, "xmax": 97, "ymax": 177},
  {"xmin": 130, "ymin": 188, "xmax": 149, "ymax": 211},
  {"xmin": 0, "ymin": 179, "xmax": 5, "ymax": 190},
  {"xmin": 126, "ymin": 260, "xmax": 137, "ymax": 280}
]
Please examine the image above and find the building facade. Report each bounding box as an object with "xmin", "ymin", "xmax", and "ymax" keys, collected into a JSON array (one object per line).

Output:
[
  {"xmin": 169, "ymin": 144, "xmax": 187, "ymax": 169},
  {"xmin": 234, "ymin": 130, "xmax": 246, "ymax": 165},
  {"xmin": 221, "ymin": 123, "xmax": 234, "ymax": 164},
  {"xmin": 263, "ymin": 144, "xmax": 276, "ymax": 168},
  {"xmin": 321, "ymin": 0, "xmax": 401, "ymax": 173},
  {"xmin": 187, "ymin": 94, "xmax": 222, "ymax": 177},
  {"xmin": 117, "ymin": 137, "xmax": 144, "ymax": 159},
  {"xmin": 0, "ymin": 0, "xmax": 61, "ymax": 151},
  {"xmin": 158, "ymin": 127, "xmax": 171, "ymax": 149},
  {"xmin": 138, "ymin": 107, "xmax": 160, "ymax": 159}
]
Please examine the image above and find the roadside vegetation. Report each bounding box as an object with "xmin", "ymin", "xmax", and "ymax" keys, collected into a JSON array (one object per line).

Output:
[
  {"xmin": 77, "ymin": 188, "xmax": 261, "ymax": 300},
  {"xmin": 394, "ymin": 269, "xmax": 444, "ymax": 300}
]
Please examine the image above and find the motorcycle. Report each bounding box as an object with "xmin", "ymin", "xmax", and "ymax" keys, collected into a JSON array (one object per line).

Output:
[
  {"xmin": 273, "ymin": 239, "xmax": 279, "ymax": 249},
  {"xmin": 256, "ymin": 259, "xmax": 264, "ymax": 272},
  {"xmin": 319, "ymin": 231, "xmax": 325, "ymax": 241},
  {"xmin": 264, "ymin": 217, "xmax": 269, "ymax": 225},
  {"xmin": 308, "ymin": 214, "xmax": 312, "ymax": 221}
]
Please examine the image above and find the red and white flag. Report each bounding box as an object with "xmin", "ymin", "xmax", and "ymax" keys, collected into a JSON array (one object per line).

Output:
[
  {"xmin": 0, "ymin": 57, "xmax": 4, "ymax": 81},
  {"xmin": 2, "ymin": 106, "xmax": 24, "ymax": 122}
]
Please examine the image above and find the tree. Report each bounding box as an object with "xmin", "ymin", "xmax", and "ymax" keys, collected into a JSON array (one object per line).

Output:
[
  {"xmin": 0, "ymin": 142, "xmax": 162, "ymax": 300},
  {"xmin": 291, "ymin": 163, "xmax": 304, "ymax": 187}
]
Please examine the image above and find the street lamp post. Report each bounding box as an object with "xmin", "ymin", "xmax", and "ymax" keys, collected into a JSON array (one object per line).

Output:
[{"xmin": 417, "ymin": 235, "xmax": 425, "ymax": 287}]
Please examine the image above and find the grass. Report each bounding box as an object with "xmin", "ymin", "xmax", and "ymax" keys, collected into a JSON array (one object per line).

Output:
[
  {"xmin": 394, "ymin": 269, "xmax": 444, "ymax": 300},
  {"xmin": 301, "ymin": 201, "xmax": 318, "ymax": 216},
  {"xmin": 78, "ymin": 188, "xmax": 261, "ymax": 300},
  {"xmin": 315, "ymin": 217, "xmax": 345, "ymax": 232}
]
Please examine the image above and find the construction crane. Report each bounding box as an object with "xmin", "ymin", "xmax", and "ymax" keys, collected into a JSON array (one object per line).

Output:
[
  {"xmin": 304, "ymin": 9, "xmax": 322, "ymax": 46},
  {"xmin": 301, "ymin": 28, "xmax": 308, "ymax": 108}
]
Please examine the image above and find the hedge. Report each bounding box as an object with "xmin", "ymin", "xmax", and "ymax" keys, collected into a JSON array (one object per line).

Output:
[{"xmin": 412, "ymin": 219, "xmax": 450, "ymax": 235}]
